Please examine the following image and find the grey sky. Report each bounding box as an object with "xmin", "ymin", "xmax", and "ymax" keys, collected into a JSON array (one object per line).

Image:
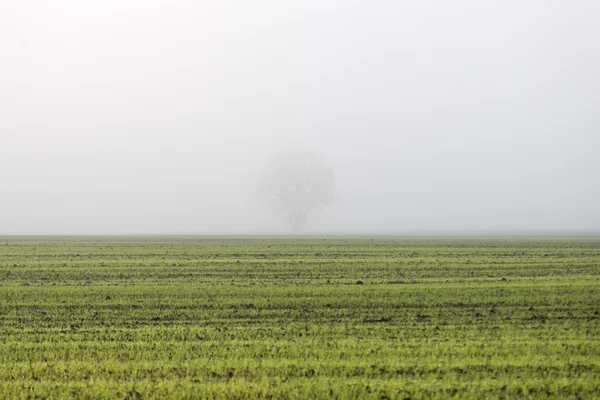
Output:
[{"xmin": 1, "ymin": 0, "xmax": 599, "ymax": 234}]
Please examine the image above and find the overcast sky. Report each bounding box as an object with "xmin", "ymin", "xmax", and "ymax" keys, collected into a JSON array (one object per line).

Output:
[{"xmin": 1, "ymin": 0, "xmax": 599, "ymax": 234}]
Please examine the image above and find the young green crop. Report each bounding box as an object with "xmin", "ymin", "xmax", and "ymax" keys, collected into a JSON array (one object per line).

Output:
[{"xmin": 0, "ymin": 236, "xmax": 599, "ymax": 398}]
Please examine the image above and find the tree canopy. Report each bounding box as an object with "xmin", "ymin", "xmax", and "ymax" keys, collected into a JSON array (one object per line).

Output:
[{"xmin": 258, "ymin": 152, "xmax": 334, "ymax": 232}]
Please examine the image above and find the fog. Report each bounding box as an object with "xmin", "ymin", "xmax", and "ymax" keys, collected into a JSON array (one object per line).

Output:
[{"xmin": 1, "ymin": 0, "xmax": 599, "ymax": 234}]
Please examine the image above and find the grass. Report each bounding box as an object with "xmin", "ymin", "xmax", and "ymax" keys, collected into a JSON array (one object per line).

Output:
[{"xmin": 0, "ymin": 236, "xmax": 599, "ymax": 398}]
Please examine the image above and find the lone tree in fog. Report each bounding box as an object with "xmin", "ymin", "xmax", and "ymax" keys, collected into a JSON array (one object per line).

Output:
[{"xmin": 258, "ymin": 152, "xmax": 334, "ymax": 232}]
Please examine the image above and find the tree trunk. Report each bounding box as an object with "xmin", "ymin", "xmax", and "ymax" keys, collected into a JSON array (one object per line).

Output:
[{"xmin": 288, "ymin": 208, "xmax": 307, "ymax": 232}]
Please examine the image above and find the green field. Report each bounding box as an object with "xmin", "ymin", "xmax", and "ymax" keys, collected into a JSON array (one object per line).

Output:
[{"xmin": 0, "ymin": 236, "xmax": 599, "ymax": 399}]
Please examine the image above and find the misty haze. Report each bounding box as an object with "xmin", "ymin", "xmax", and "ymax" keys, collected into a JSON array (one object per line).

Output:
[{"xmin": 2, "ymin": 0, "xmax": 598, "ymax": 234}]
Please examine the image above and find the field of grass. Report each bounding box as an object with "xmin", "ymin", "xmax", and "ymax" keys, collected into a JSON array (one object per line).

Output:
[{"xmin": 0, "ymin": 236, "xmax": 599, "ymax": 399}]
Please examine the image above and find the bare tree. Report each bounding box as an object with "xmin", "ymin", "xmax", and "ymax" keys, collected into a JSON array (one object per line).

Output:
[{"xmin": 258, "ymin": 152, "xmax": 334, "ymax": 232}]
